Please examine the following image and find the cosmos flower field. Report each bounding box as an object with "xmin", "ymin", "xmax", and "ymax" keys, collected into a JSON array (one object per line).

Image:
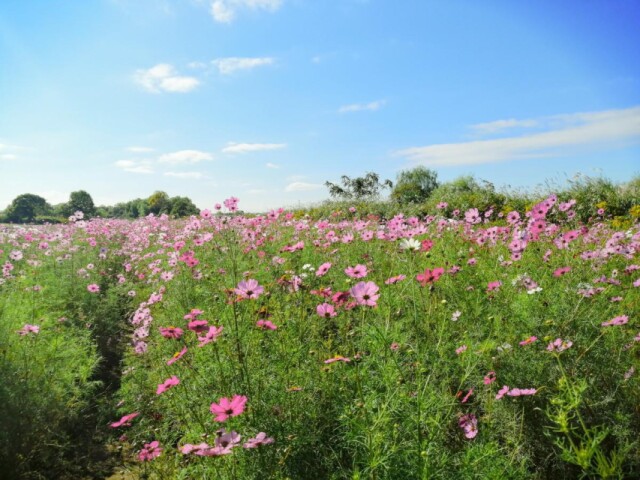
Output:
[{"xmin": 1, "ymin": 196, "xmax": 639, "ymax": 479}]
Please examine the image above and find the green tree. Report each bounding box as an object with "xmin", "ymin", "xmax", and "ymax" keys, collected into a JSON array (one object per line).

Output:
[
  {"xmin": 67, "ymin": 190, "xmax": 96, "ymax": 218},
  {"xmin": 325, "ymin": 172, "xmax": 393, "ymax": 200},
  {"xmin": 169, "ymin": 196, "xmax": 199, "ymax": 218},
  {"xmin": 147, "ymin": 191, "xmax": 170, "ymax": 215},
  {"xmin": 4, "ymin": 194, "xmax": 51, "ymax": 223},
  {"xmin": 390, "ymin": 166, "xmax": 439, "ymax": 204}
]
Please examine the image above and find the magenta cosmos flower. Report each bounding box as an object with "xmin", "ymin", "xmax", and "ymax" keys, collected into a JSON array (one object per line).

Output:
[
  {"xmin": 110, "ymin": 412, "xmax": 139, "ymax": 428},
  {"xmin": 159, "ymin": 326, "xmax": 184, "ymax": 339},
  {"xmin": 167, "ymin": 347, "xmax": 188, "ymax": 366},
  {"xmin": 210, "ymin": 394, "xmax": 248, "ymax": 422},
  {"xmin": 234, "ymin": 279, "xmax": 264, "ymax": 299},
  {"xmin": 87, "ymin": 283, "xmax": 100, "ymax": 293},
  {"xmin": 198, "ymin": 325, "xmax": 223, "ymax": 347},
  {"xmin": 349, "ymin": 281, "xmax": 380, "ymax": 306},
  {"xmin": 256, "ymin": 319, "xmax": 277, "ymax": 330},
  {"xmin": 138, "ymin": 441, "xmax": 162, "ymax": 461},
  {"xmin": 156, "ymin": 375, "xmax": 180, "ymax": 395},
  {"xmin": 458, "ymin": 413, "xmax": 478, "ymax": 439},
  {"xmin": 416, "ymin": 267, "xmax": 444, "ymax": 286},
  {"xmin": 344, "ymin": 264, "xmax": 368, "ymax": 279}
]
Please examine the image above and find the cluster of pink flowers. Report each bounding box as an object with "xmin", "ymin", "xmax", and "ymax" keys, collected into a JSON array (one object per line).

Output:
[
  {"xmin": 547, "ymin": 338, "xmax": 573, "ymax": 352},
  {"xmin": 458, "ymin": 413, "xmax": 478, "ymax": 439},
  {"xmin": 180, "ymin": 430, "xmax": 273, "ymax": 457}
]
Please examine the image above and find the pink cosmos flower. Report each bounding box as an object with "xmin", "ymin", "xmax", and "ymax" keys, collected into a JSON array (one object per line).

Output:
[
  {"xmin": 159, "ymin": 326, "xmax": 184, "ymax": 339},
  {"xmin": 156, "ymin": 375, "xmax": 180, "ymax": 395},
  {"xmin": 317, "ymin": 303, "xmax": 337, "ymax": 318},
  {"xmin": 345, "ymin": 264, "xmax": 368, "ymax": 279},
  {"xmin": 385, "ymin": 274, "xmax": 406, "ymax": 284},
  {"xmin": 436, "ymin": 202, "xmax": 448, "ymax": 209},
  {"xmin": 316, "ymin": 262, "xmax": 332, "ymax": 277},
  {"xmin": 495, "ymin": 385, "xmax": 510, "ymax": 400},
  {"xmin": 416, "ymin": 267, "xmax": 444, "ymax": 286},
  {"xmin": 198, "ymin": 325, "xmax": 224, "ymax": 347},
  {"xmin": 390, "ymin": 342, "xmax": 400, "ymax": 351},
  {"xmin": 324, "ymin": 355, "xmax": 351, "ymax": 364},
  {"xmin": 483, "ymin": 371, "xmax": 496, "ymax": 385},
  {"xmin": 243, "ymin": 432, "xmax": 275, "ymax": 449},
  {"xmin": 138, "ymin": 441, "xmax": 162, "ymax": 461},
  {"xmin": 210, "ymin": 395, "xmax": 248, "ymax": 422},
  {"xmin": 110, "ymin": 412, "xmax": 139, "ymax": 428},
  {"xmin": 456, "ymin": 345, "xmax": 467, "ymax": 355},
  {"xmin": 193, "ymin": 430, "xmax": 241, "ymax": 456},
  {"xmin": 519, "ymin": 336, "xmax": 537, "ymax": 346},
  {"xmin": 601, "ymin": 315, "xmax": 628, "ymax": 327},
  {"xmin": 184, "ymin": 308, "xmax": 204, "ymax": 321},
  {"xmin": 421, "ymin": 239, "xmax": 434, "ymax": 252},
  {"xmin": 350, "ymin": 281, "xmax": 380, "ymax": 307},
  {"xmin": 87, "ymin": 283, "xmax": 100, "ymax": 293},
  {"xmin": 487, "ymin": 281, "xmax": 502, "ymax": 292},
  {"xmin": 167, "ymin": 347, "xmax": 188, "ymax": 366},
  {"xmin": 461, "ymin": 388, "xmax": 474, "ymax": 403},
  {"xmin": 547, "ymin": 338, "xmax": 573, "ymax": 352},
  {"xmin": 458, "ymin": 413, "xmax": 478, "ymax": 439},
  {"xmin": 256, "ymin": 320, "xmax": 277, "ymax": 330},
  {"xmin": 180, "ymin": 442, "xmax": 210, "ymax": 455},
  {"xmin": 507, "ymin": 388, "xmax": 537, "ymax": 397},
  {"xmin": 553, "ymin": 266, "xmax": 571, "ymax": 277},
  {"xmin": 17, "ymin": 324, "xmax": 40, "ymax": 336},
  {"xmin": 234, "ymin": 279, "xmax": 264, "ymax": 299},
  {"xmin": 188, "ymin": 320, "xmax": 209, "ymax": 333}
]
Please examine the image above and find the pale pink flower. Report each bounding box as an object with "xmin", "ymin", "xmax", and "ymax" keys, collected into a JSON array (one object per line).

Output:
[
  {"xmin": 324, "ymin": 355, "xmax": 351, "ymax": 364},
  {"xmin": 316, "ymin": 262, "xmax": 332, "ymax": 276},
  {"xmin": 601, "ymin": 315, "xmax": 628, "ymax": 327},
  {"xmin": 345, "ymin": 264, "xmax": 368, "ymax": 279},
  {"xmin": 349, "ymin": 281, "xmax": 380, "ymax": 306},
  {"xmin": 256, "ymin": 319, "xmax": 277, "ymax": 330},
  {"xmin": 87, "ymin": 283, "xmax": 100, "ymax": 293},
  {"xmin": 455, "ymin": 345, "xmax": 467, "ymax": 355},
  {"xmin": 198, "ymin": 325, "xmax": 223, "ymax": 347},
  {"xmin": 317, "ymin": 303, "xmax": 337, "ymax": 318},
  {"xmin": 17, "ymin": 324, "xmax": 40, "ymax": 336},
  {"xmin": 458, "ymin": 413, "xmax": 478, "ymax": 439},
  {"xmin": 234, "ymin": 279, "xmax": 264, "ymax": 299},
  {"xmin": 243, "ymin": 432, "xmax": 275, "ymax": 448}
]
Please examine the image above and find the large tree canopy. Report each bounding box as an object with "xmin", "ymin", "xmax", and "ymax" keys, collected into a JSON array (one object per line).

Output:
[{"xmin": 4, "ymin": 194, "xmax": 51, "ymax": 223}]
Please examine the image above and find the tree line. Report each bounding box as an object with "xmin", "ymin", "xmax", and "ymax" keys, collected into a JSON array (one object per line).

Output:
[{"xmin": 0, "ymin": 190, "xmax": 199, "ymax": 224}]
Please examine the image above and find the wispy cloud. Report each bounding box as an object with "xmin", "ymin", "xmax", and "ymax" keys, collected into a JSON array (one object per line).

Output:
[
  {"xmin": 210, "ymin": 0, "xmax": 283, "ymax": 23},
  {"xmin": 0, "ymin": 154, "xmax": 17, "ymax": 160},
  {"xmin": 115, "ymin": 159, "xmax": 154, "ymax": 174},
  {"xmin": 164, "ymin": 171, "xmax": 204, "ymax": 179},
  {"xmin": 126, "ymin": 146, "xmax": 155, "ymax": 153},
  {"xmin": 470, "ymin": 118, "xmax": 539, "ymax": 135},
  {"xmin": 212, "ymin": 57, "xmax": 274, "ymax": 75},
  {"xmin": 285, "ymin": 182, "xmax": 322, "ymax": 192},
  {"xmin": 395, "ymin": 106, "xmax": 640, "ymax": 167},
  {"xmin": 338, "ymin": 99, "xmax": 386, "ymax": 113},
  {"xmin": 158, "ymin": 150, "xmax": 213, "ymax": 164},
  {"xmin": 133, "ymin": 64, "xmax": 200, "ymax": 93},
  {"xmin": 222, "ymin": 142, "xmax": 286, "ymax": 154},
  {"xmin": 266, "ymin": 162, "xmax": 280, "ymax": 169}
]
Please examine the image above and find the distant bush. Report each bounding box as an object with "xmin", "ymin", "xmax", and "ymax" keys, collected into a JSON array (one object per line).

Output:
[{"xmin": 423, "ymin": 175, "xmax": 512, "ymax": 215}]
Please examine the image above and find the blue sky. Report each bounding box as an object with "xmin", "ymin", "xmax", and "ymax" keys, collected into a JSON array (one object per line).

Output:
[{"xmin": 1, "ymin": 0, "xmax": 638, "ymax": 212}]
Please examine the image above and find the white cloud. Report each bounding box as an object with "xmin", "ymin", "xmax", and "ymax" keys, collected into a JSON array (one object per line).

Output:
[
  {"xmin": 115, "ymin": 159, "xmax": 154, "ymax": 174},
  {"xmin": 164, "ymin": 171, "xmax": 204, "ymax": 179},
  {"xmin": 0, "ymin": 154, "xmax": 17, "ymax": 160},
  {"xmin": 285, "ymin": 182, "xmax": 322, "ymax": 192},
  {"xmin": 266, "ymin": 162, "xmax": 280, "ymax": 169},
  {"xmin": 338, "ymin": 99, "xmax": 386, "ymax": 113},
  {"xmin": 222, "ymin": 142, "xmax": 286, "ymax": 154},
  {"xmin": 212, "ymin": 57, "xmax": 274, "ymax": 75},
  {"xmin": 210, "ymin": 0, "xmax": 282, "ymax": 23},
  {"xmin": 158, "ymin": 150, "xmax": 213, "ymax": 164},
  {"xmin": 470, "ymin": 118, "xmax": 539, "ymax": 135},
  {"xmin": 395, "ymin": 106, "xmax": 640, "ymax": 167},
  {"xmin": 126, "ymin": 146, "xmax": 155, "ymax": 153},
  {"xmin": 133, "ymin": 64, "xmax": 200, "ymax": 93}
]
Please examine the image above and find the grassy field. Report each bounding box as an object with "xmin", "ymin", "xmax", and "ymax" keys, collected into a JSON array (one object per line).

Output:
[{"xmin": 1, "ymin": 195, "xmax": 638, "ymax": 479}]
